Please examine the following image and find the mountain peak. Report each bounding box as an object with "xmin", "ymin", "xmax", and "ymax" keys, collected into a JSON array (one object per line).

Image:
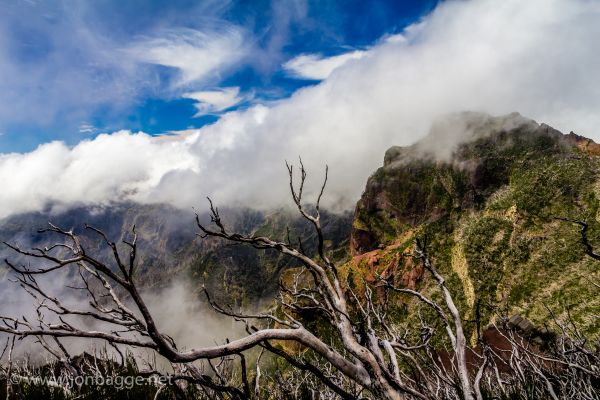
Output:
[
  {"xmin": 350, "ymin": 112, "xmax": 600, "ymax": 336},
  {"xmin": 384, "ymin": 111, "xmax": 566, "ymax": 167}
]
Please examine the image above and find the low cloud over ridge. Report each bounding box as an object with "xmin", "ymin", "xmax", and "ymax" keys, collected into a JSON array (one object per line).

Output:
[{"xmin": 1, "ymin": 0, "xmax": 600, "ymax": 219}]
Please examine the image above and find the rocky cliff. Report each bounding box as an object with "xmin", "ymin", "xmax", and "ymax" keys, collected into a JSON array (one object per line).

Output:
[{"xmin": 349, "ymin": 112, "xmax": 600, "ymax": 338}]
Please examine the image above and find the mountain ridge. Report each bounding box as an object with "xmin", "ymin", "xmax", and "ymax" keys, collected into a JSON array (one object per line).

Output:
[{"xmin": 349, "ymin": 111, "xmax": 600, "ymax": 337}]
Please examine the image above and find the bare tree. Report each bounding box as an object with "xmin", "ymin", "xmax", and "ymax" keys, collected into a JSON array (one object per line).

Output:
[{"xmin": 0, "ymin": 162, "xmax": 598, "ymax": 399}]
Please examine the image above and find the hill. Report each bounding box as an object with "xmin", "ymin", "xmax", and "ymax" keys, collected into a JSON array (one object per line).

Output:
[
  {"xmin": 349, "ymin": 111, "xmax": 600, "ymax": 339},
  {"xmin": 0, "ymin": 202, "xmax": 352, "ymax": 306}
]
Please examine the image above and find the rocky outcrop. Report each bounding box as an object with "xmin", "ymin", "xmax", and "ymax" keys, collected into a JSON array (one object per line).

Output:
[
  {"xmin": 348, "ymin": 112, "xmax": 600, "ymax": 336},
  {"xmin": 352, "ymin": 112, "xmax": 571, "ymax": 254}
]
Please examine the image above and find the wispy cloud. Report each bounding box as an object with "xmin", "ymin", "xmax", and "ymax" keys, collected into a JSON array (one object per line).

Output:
[
  {"xmin": 126, "ymin": 27, "xmax": 248, "ymax": 88},
  {"xmin": 183, "ymin": 87, "xmax": 245, "ymax": 116},
  {"xmin": 125, "ymin": 27, "xmax": 252, "ymax": 118},
  {"xmin": 0, "ymin": 2, "xmax": 253, "ymax": 146},
  {"xmin": 78, "ymin": 124, "xmax": 97, "ymax": 134},
  {"xmin": 283, "ymin": 50, "xmax": 366, "ymax": 80},
  {"xmin": 0, "ymin": 2, "xmax": 143, "ymax": 138}
]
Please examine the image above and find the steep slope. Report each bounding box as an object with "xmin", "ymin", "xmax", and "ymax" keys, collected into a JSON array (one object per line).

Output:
[
  {"xmin": 0, "ymin": 203, "xmax": 199, "ymax": 285},
  {"xmin": 191, "ymin": 209, "xmax": 352, "ymax": 305},
  {"xmin": 0, "ymin": 203, "xmax": 352, "ymax": 305},
  {"xmin": 350, "ymin": 112, "xmax": 600, "ymax": 337}
]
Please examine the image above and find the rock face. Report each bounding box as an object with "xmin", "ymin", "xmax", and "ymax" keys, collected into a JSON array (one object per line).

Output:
[
  {"xmin": 352, "ymin": 112, "xmax": 567, "ymax": 254},
  {"xmin": 349, "ymin": 112, "xmax": 600, "ymax": 337}
]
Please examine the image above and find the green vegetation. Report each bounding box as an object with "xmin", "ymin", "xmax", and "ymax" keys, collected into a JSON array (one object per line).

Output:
[{"xmin": 351, "ymin": 114, "xmax": 600, "ymax": 336}]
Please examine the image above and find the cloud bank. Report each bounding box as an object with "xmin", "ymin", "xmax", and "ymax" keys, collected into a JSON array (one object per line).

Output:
[{"xmin": 1, "ymin": 0, "xmax": 600, "ymax": 219}]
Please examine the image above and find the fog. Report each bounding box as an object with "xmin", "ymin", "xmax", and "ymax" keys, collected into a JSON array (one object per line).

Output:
[{"xmin": 0, "ymin": 270, "xmax": 244, "ymax": 364}]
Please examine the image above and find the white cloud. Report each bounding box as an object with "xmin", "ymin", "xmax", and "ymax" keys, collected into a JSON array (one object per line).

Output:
[
  {"xmin": 0, "ymin": 132, "xmax": 198, "ymax": 217},
  {"xmin": 0, "ymin": 2, "xmax": 145, "ymax": 132},
  {"xmin": 127, "ymin": 27, "xmax": 247, "ymax": 87},
  {"xmin": 1, "ymin": 0, "xmax": 600, "ymax": 219},
  {"xmin": 78, "ymin": 124, "xmax": 96, "ymax": 134},
  {"xmin": 183, "ymin": 87, "xmax": 244, "ymax": 116},
  {"xmin": 283, "ymin": 50, "xmax": 366, "ymax": 80},
  {"xmin": 0, "ymin": 2, "xmax": 252, "ymax": 137}
]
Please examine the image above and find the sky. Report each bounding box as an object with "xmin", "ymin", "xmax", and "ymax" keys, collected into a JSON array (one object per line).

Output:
[
  {"xmin": 1, "ymin": 0, "xmax": 600, "ymax": 218},
  {"xmin": 0, "ymin": 0, "xmax": 438, "ymax": 152}
]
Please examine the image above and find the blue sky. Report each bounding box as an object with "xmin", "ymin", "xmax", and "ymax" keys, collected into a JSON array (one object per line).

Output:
[{"xmin": 0, "ymin": 0, "xmax": 438, "ymax": 152}]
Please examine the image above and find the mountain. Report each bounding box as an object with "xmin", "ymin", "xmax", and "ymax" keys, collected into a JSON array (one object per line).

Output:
[
  {"xmin": 2, "ymin": 111, "xmax": 599, "ymax": 399},
  {"xmin": 0, "ymin": 202, "xmax": 352, "ymax": 306},
  {"xmin": 348, "ymin": 111, "xmax": 600, "ymax": 338},
  {"xmin": 1, "ymin": 111, "xmax": 598, "ymax": 337}
]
